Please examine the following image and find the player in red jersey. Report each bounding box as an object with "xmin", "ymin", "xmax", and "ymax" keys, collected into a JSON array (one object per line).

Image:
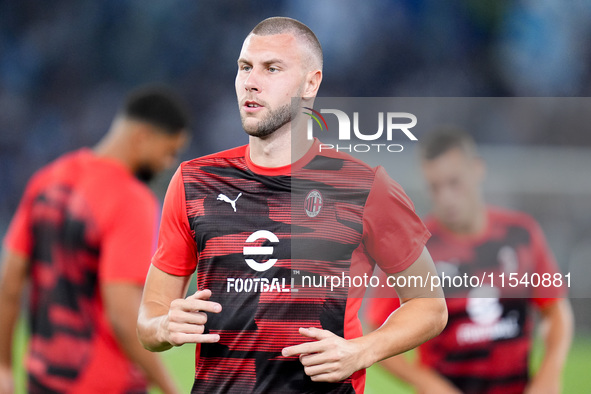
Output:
[
  {"xmin": 0, "ymin": 86, "xmax": 189, "ymax": 393},
  {"xmin": 365, "ymin": 129, "xmax": 574, "ymax": 394},
  {"xmin": 137, "ymin": 17, "xmax": 447, "ymax": 393}
]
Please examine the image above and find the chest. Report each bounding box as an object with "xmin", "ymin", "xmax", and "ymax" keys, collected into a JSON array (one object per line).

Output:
[
  {"xmin": 185, "ymin": 169, "xmax": 369, "ymax": 273},
  {"xmin": 428, "ymin": 226, "xmax": 534, "ymax": 278}
]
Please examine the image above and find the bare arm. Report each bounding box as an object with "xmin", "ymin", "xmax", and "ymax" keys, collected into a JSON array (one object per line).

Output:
[
  {"xmin": 525, "ymin": 299, "xmax": 574, "ymax": 394},
  {"xmin": 0, "ymin": 250, "xmax": 29, "ymax": 394},
  {"xmin": 102, "ymin": 283, "xmax": 178, "ymax": 394},
  {"xmin": 137, "ymin": 264, "xmax": 221, "ymax": 352},
  {"xmin": 363, "ymin": 247, "xmax": 447, "ymax": 363},
  {"xmin": 282, "ymin": 247, "xmax": 448, "ymax": 382}
]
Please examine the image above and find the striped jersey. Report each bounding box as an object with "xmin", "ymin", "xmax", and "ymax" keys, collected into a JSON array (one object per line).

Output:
[
  {"xmin": 4, "ymin": 149, "xmax": 158, "ymax": 393},
  {"xmin": 153, "ymin": 139, "xmax": 430, "ymax": 393},
  {"xmin": 366, "ymin": 207, "xmax": 565, "ymax": 394}
]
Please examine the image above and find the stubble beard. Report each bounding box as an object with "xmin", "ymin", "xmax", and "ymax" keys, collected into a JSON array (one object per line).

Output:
[{"xmin": 241, "ymin": 94, "xmax": 302, "ymax": 139}]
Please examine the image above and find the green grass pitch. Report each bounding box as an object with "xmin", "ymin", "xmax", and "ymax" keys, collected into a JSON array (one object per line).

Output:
[{"xmin": 11, "ymin": 318, "xmax": 591, "ymax": 393}]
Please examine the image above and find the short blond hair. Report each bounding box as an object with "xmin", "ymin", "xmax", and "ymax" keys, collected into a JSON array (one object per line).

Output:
[{"xmin": 250, "ymin": 16, "xmax": 323, "ymax": 71}]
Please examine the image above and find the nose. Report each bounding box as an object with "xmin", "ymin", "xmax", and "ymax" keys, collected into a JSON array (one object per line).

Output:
[
  {"xmin": 243, "ymin": 69, "xmax": 260, "ymax": 92},
  {"xmin": 438, "ymin": 186, "xmax": 456, "ymax": 208}
]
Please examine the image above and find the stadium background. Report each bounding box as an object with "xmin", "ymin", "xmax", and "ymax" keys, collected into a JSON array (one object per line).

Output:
[{"xmin": 1, "ymin": 1, "xmax": 590, "ymax": 392}]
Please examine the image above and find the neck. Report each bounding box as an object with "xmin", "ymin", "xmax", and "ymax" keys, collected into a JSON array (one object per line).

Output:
[
  {"xmin": 93, "ymin": 119, "xmax": 135, "ymax": 172},
  {"xmin": 248, "ymin": 117, "xmax": 312, "ymax": 168},
  {"xmin": 466, "ymin": 206, "xmax": 487, "ymax": 234},
  {"xmin": 446, "ymin": 202, "xmax": 488, "ymax": 236}
]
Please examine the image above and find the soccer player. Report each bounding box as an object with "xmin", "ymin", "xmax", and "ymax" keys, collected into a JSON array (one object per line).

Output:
[
  {"xmin": 137, "ymin": 17, "xmax": 447, "ymax": 393},
  {"xmin": 365, "ymin": 129, "xmax": 574, "ymax": 393},
  {"xmin": 0, "ymin": 86, "xmax": 189, "ymax": 393}
]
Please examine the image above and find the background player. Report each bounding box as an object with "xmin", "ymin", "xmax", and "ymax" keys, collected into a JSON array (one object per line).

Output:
[
  {"xmin": 137, "ymin": 17, "xmax": 447, "ymax": 393},
  {"xmin": 0, "ymin": 86, "xmax": 189, "ymax": 393},
  {"xmin": 365, "ymin": 129, "xmax": 574, "ymax": 393}
]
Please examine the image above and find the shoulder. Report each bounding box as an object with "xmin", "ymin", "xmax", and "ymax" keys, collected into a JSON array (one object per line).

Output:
[
  {"xmin": 183, "ymin": 145, "xmax": 247, "ymax": 168},
  {"xmin": 423, "ymin": 215, "xmax": 439, "ymax": 230},
  {"xmin": 40, "ymin": 149, "xmax": 85, "ymax": 174},
  {"xmin": 313, "ymin": 143, "xmax": 375, "ymax": 173},
  {"xmin": 26, "ymin": 149, "xmax": 89, "ymax": 192},
  {"xmin": 126, "ymin": 178, "xmax": 157, "ymax": 206},
  {"xmin": 178, "ymin": 145, "xmax": 248, "ymax": 182},
  {"xmin": 488, "ymin": 206, "xmax": 539, "ymax": 230},
  {"xmin": 91, "ymin": 175, "xmax": 157, "ymax": 238},
  {"xmin": 307, "ymin": 144, "xmax": 378, "ymax": 192},
  {"xmin": 88, "ymin": 158, "xmax": 156, "ymax": 212}
]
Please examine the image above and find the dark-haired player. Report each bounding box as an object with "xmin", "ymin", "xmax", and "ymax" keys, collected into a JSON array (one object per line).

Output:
[
  {"xmin": 138, "ymin": 17, "xmax": 446, "ymax": 393},
  {"xmin": 0, "ymin": 86, "xmax": 189, "ymax": 393},
  {"xmin": 365, "ymin": 129, "xmax": 573, "ymax": 393}
]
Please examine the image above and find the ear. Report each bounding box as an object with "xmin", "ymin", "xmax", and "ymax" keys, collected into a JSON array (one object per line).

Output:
[{"xmin": 303, "ymin": 69, "xmax": 322, "ymax": 98}]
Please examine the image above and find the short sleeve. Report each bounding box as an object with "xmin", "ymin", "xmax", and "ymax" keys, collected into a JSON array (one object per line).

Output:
[
  {"xmin": 151, "ymin": 165, "xmax": 198, "ymax": 276},
  {"xmin": 3, "ymin": 171, "xmax": 44, "ymax": 257},
  {"xmin": 528, "ymin": 218, "xmax": 565, "ymax": 308},
  {"xmin": 362, "ymin": 166, "xmax": 430, "ymax": 274},
  {"xmin": 99, "ymin": 186, "xmax": 158, "ymax": 285}
]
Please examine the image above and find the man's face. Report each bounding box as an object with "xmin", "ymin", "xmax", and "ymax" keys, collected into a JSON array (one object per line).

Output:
[
  {"xmin": 235, "ymin": 33, "xmax": 308, "ymax": 138},
  {"xmin": 135, "ymin": 128, "xmax": 188, "ymax": 182},
  {"xmin": 421, "ymin": 148, "xmax": 484, "ymax": 232}
]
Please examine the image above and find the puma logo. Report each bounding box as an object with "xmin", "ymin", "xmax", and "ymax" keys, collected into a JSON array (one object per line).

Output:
[{"xmin": 217, "ymin": 193, "xmax": 242, "ymax": 212}]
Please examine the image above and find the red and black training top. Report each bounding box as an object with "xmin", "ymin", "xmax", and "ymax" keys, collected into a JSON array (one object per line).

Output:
[
  {"xmin": 366, "ymin": 207, "xmax": 565, "ymax": 394},
  {"xmin": 152, "ymin": 139, "xmax": 430, "ymax": 393},
  {"xmin": 4, "ymin": 149, "xmax": 158, "ymax": 393}
]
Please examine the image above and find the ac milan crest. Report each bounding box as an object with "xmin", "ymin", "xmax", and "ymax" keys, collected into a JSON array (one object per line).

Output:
[{"xmin": 305, "ymin": 189, "xmax": 323, "ymax": 218}]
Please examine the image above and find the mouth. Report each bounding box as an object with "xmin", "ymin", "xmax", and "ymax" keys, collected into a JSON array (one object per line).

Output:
[{"xmin": 243, "ymin": 100, "xmax": 264, "ymax": 113}]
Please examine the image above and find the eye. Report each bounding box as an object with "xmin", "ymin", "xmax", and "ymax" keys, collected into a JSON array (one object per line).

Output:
[
  {"xmin": 241, "ymin": 64, "xmax": 252, "ymax": 72},
  {"xmin": 268, "ymin": 67, "xmax": 278, "ymax": 73}
]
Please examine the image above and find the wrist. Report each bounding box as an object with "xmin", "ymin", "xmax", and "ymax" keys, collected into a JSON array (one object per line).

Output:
[
  {"xmin": 140, "ymin": 315, "xmax": 172, "ymax": 352},
  {"xmin": 351, "ymin": 335, "xmax": 379, "ymax": 370},
  {"xmin": 156, "ymin": 316, "xmax": 172, "ymax": 348}
]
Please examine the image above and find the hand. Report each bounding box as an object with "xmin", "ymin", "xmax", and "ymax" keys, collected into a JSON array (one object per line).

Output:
[
  {"xmin": 281, "ymin": 327, "xmax": 365, "ymax": 383},
  {"xmin": 0, "ymin": 365, "xmax": 13, "ymax": 394},
  {"xmin": 160, "ymin": 289, "xmax": 222, "ymax": 346}
]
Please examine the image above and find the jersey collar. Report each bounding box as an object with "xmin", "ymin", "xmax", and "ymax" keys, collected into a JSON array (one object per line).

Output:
[{"xmin": 244, "ymin": 138, "xmax": 320, "ymax": 176}]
